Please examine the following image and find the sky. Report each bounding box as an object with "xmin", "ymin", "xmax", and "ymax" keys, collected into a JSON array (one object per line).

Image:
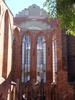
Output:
[{"xmin": 5, "ymin": 0, "xmax": 47, "ymax": 17}]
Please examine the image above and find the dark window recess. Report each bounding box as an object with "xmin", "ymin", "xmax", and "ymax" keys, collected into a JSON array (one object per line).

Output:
[
  {"xmin": 68, "ymin": 56, "xmax": 75, "ymax": 83},
  {"xmin": 33, "ymin": 6, "xmax": 36, "ymax": 8}
]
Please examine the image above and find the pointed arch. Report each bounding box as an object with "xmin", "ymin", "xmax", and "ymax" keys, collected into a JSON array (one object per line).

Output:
[
  {"xmin": 49, "ymin": 29, "xmax": 58, "ymax": 83},
  {"xmin": 35, "ymin": 31, "xmax": 47, "ymax": 41},
  {"xmin": 13, "ymin": 27, "xmax": 20, "ymax": 43},
  {"xmin": 2, "ymin": 10, "xmax": 9, "ymax": 78},
  {"xmin": 21, "ymin": 31, "xmax": 31, "ymax": 82},
  {"xmin": 12, "ymin": 27, "xmax": 21, "ymax": 79},
  {"xmin": 34, "ymin": 31, "xmax": 47, "ymax": 83},
  {"xmin": 36, "ymin": 35, "xmax": 46, "ymax": 83}
]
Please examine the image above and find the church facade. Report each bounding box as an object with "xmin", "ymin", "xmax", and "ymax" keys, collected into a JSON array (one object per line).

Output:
[{"xmin": 0, "ymin": 0, "xmax": 75, "ymax": 100}]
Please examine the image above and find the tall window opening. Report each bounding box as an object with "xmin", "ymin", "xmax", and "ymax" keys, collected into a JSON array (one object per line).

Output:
[
  {"xmin": 52, "ymin": 35, "xmax": 57, "ymax": 83},
  {"xmin": 2, "ymin": 11, "xmax": 9, "ymax": 78},
  {"xmin": 37, "ymin": 36, "xmax": 46, "ymax": 83},
  {"xmin": 22, "ymin": 35, "xmax": 30, "ymax": 82}
]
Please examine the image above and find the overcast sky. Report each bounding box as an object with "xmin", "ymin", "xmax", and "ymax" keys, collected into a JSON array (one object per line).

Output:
[{"xmin": 5, "ymin": 0, "xmax": 47, "ymax": 16}]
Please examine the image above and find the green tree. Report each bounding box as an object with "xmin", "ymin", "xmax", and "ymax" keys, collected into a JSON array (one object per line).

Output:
[{"xmin": 44, "ymin": 0, "xmax": 75, "ymax": 36}]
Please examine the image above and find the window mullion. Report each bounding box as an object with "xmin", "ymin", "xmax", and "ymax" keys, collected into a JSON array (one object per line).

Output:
[
  {"xmin": 27, "ymin": 43, "xmax": 28, "ymax": 81},
  {"xmin": 24, "ymin": 42, "xmax": 26, "ymax": 82}
]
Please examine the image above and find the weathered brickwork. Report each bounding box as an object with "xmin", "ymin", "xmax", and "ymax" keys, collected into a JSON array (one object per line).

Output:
[
  {"xmin": 12, "ymin": 27, "xmax": 75, "ymax": 100},
  {"xmin": 0, "ymin": 0, "xmax": 75, "ymax": 100},
  {"xmin": 12, "ymin": 27, "xmax": 21, "ymax": 81},
  {"xmin": 2, "ymin": 10, "xmax": 9, "ymax": 78},
  {"xmin": 0, "ymin": 0, "xmax": 13, "ymax": 100}
]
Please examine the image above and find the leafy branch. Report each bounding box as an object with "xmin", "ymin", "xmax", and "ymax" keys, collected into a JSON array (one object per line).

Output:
[{"xmin": 44, "ymin": 0, "xmax": 75, "ymax": 36}]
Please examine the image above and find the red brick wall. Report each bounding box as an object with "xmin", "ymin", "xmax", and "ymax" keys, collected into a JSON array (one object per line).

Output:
[
  {"xmin": 0, "ymin": 1, "xmax": 14, "ymax": 99},
  {"xmin": 12, "ymin": 27, "xmax": 21, "ymax": 82},
  {"xmin": 2, "ymin": 10, "xmax": 9, "ymax": 78},
  {"xmin": 12, "ymin": 25, "xmax": 75, "ymax": 100},
  {"xmin": 57, "ymin": 30, "xmax": 75, "ymax": 100}
]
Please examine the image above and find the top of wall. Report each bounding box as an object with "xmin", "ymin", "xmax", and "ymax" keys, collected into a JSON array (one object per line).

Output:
[{"xmin": 15, "ymin": 4, "xmax": 48, "ymax": 18}]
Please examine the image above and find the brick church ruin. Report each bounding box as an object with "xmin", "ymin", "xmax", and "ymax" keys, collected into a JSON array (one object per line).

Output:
[{"xmin": 0, "ymin": 0, "xmax": 75, "ymax": 100}]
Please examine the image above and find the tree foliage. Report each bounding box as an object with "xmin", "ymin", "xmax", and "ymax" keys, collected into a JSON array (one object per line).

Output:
[{"xmin": 44, "ymin": 0, "xmax": 75, "ymax": 36}]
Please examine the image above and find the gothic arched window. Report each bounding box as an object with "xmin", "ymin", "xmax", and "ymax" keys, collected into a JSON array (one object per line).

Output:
[
  {"xmin": 52, "ymin": 35, "xmax": 57, "ymax": 83},
  {"xmin": 2, "ymin": 10, "xmax": 9, "ymax": 78},
  {"xmin": 37, "ymin": 36, "xmax": 46, "ymax": 83},
  {"xmin": 22, "ymin": 35, "xmax": 30, "ymax": 82}
]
